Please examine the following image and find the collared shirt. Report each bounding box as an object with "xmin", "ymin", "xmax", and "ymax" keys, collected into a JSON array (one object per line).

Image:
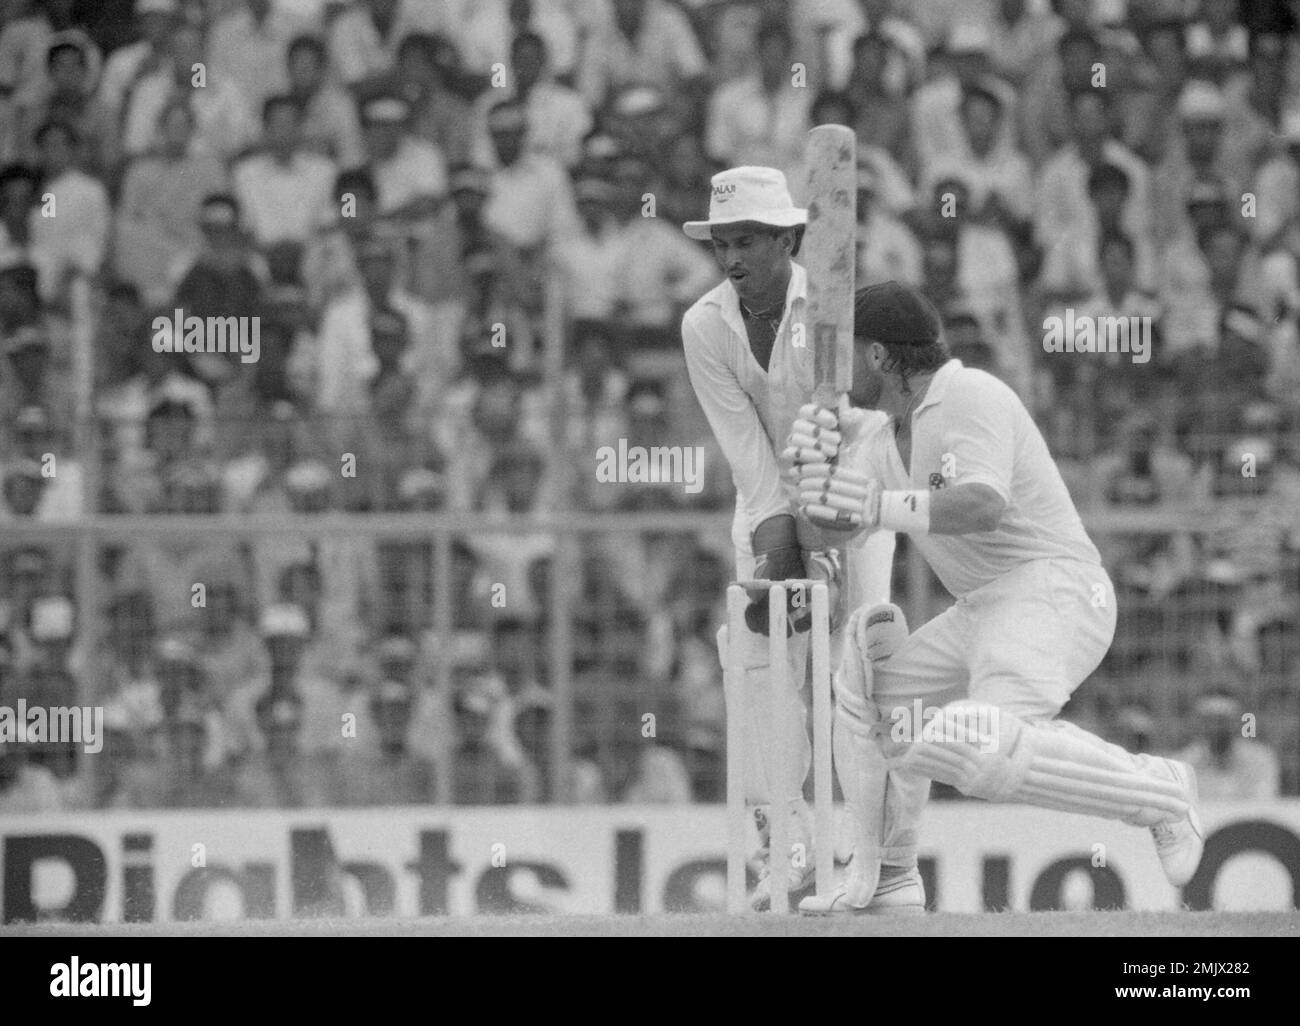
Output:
[
  {"xmin": 482, "ymin": 151, "xmax": 579, "ymax": 248},
  {"xmin": 28, "ymin": 169, "xmax": 110, "ymax": 300},
  {"xmin": 328, "ymin": 0, "xmax": 448, "ymax": 86},
  {"xmin": 472, "ymin": 80, "xmax": 592, "ymax": 170},
  {"xmin": 681, "ymin": 261, "xmax": 812, "ymax": 538},
  {"xmin": 123, "ymin": 72, "xmax": 259, "ymax": 160},
  {"xmin": 233, "ymin": 150, "xmax": 338, "ymax": 245},
  {"xmin": 207, "ymin": 4, "xmax": 319, "ymax": 110},
  {"xmin": 849, "ymin": 358, "xmax": 1103, "ymax": 598},
  {"xmin": 705, "ymin": 76, "xmax": 811, "ymax": 191},
  {"xmin": 300, "ymin": 83, "xmax": 366, "ymax": 168},
  {"xmin": 456, "ymin": 0, "xmax": 581, "ymax": 77},
  {"xmin": 578, "ymin": 0, "xmax": 706, "ymax": 107},
  {"xmin": 373, "ymin": 136, "xmax": 448, "ymax": 213}
]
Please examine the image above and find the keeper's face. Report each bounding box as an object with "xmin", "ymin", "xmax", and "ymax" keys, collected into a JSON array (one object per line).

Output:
[{"xmin": 710, "ymin": 222, "xmax": 794, "ymax": 307}]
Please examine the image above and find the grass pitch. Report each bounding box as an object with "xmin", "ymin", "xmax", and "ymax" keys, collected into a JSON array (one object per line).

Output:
[{"xmin": 6, "ymin": 911, "xmax": 1297, "ymax": 937}]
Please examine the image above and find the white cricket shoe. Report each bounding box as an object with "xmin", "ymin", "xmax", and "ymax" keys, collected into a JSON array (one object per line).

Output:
[
  {"xmin": 798, "ymin": 865, "xmax": 926, "ymax": 916},
  {"xmin": 1151, "ymin": 758, "xmax": 1204, "ymax": 887}
]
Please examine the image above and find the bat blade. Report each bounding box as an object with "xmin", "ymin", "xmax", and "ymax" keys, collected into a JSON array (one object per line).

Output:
[{"xmin": 802, "ymin": 124, "xmax": 857, "ymax": 408}]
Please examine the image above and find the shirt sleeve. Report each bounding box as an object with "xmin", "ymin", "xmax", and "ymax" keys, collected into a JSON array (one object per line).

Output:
[
  {"xmin": 941, "ymin": 373, "xmax": 1016, "ymax": 503},
  {"xmin": 682, "ymin": 308, "xmax": 791, "ymax": 530}
]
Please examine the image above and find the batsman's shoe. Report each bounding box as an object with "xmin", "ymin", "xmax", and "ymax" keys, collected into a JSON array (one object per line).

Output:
[
  {"xmin": 798, "ymin": 866, "xmax": 926, "ymax": 916},
  {"xmin": 1151, "ymin": 759, "xmax": 1203, "ymax": 887}
]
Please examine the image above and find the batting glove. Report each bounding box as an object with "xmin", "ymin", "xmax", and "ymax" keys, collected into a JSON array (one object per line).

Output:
[{"xmin": 796, "ymin": 461, "xmax": 881, "ymax": 533}]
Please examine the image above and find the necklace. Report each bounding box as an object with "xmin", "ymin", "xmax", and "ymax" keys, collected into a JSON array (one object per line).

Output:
[{"xmin": 740, "ymin": 298, "xmax": 785, "ymax": 327}]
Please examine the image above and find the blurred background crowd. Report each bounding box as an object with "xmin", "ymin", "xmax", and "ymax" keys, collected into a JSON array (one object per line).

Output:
[{"xmin": 0, "ymin": 0, "xmax": 1298, "ymax": 813}]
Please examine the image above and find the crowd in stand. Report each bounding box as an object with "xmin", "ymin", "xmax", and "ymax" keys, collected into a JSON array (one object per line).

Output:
[{"xmin": 1, "ymin": 0, "xmax": 1298, "ymax": 810}]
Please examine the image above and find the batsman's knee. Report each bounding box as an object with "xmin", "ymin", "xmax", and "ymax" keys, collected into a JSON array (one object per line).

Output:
[{"xmin": 877, "ymin": 700, "xmax": 1028, "ymax": 800}]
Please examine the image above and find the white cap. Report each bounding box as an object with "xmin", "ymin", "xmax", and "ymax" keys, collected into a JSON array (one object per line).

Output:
[
  {"xmin": 1179, "ymin": 80, "xmax": 1226, "ymax": 122},
  {"xmin": 947, "ymin": 21, "xmax": 991, "ymax": 54},
  {"xmin": 136, "ymin": 0, "xmax": 178, "ymax": 13},
  {"xmin": 683, "ymin": 167, "xmax": 807, "ymax": 241},
  {"xmin": 259, "ymin": 603, "xmax": 310, "ymax": 638},
  {"xmin": 31, "ymin": 596, "xmax": 74, "ymax": 641}
]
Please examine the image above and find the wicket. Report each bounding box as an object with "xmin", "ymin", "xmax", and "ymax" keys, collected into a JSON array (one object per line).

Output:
[{"xmin": 724, "ymin": 580, "xmax": 834, "ymax": 914}]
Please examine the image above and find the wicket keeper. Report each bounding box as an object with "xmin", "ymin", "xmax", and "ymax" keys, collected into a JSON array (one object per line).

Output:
[
  {"xmin": 681, "ymin": 167, "xmax": 911, "ymax": 911},
  {"xmin": 787, "ymin": 282, "xmax": 1204, "ymax": 914}
]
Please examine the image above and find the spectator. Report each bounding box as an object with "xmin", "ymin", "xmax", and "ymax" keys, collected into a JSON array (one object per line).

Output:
[
  {"xmin": 339, "ymin": 679, "xmax": 437, "ymax": 805},
  {"xmin": 96, "ymin": 0, "xmax": 177, "ymax": 146},
  {"xmin": 389, "ymin": 32, "xmax": 472, "ymax": 168},
  {"xmin": 1175, "ymin": 691, "xmax": 1281, "ymax": 800},
  {"xmin": 2, "ymin": 403, "xmax": 82, "ymax": 519},
  {"xmin": 28, "ymin": 118, "xmax": 109, "ymax": 308},
  {"xmin": 921, "ymin": 80, "xmax": 1032, "ymax": 220},
  {"xmin": 916, "ymin": 176, "xmax": 1032, "ymax": 398},
  {"xmin": 578, "ymin": 0, "xmax": 707, "ymax": 111},
  {"xmin": 705, "ymin": 20, "xmax": 810, "ymax": 187},
  {"xmin": 1151, "ymin": 80, "xmax": 1246, "ymax": 248},
  {"xmin": 852, "ymin": 165, "xmax": 925, "ymax": 284},
  {"xmin": 450, "ymin": 672, "xmax": 539, "ymax": 804},
  {"xmin": 846, "ymin": 30, "xmax": 916, "ymax": 172},
  {"xmin": 328, "ymin": 0, "xmax": 449, "ymax": 93},
  {"xmin": 0, "ymin": 738, "xmax": 64, "ymax": 812},
  {"xmin": 207, "ymin": 0, "xmax": 317, "ymax": 115},
  {"xmin": 459, "ymin": 0, "xmax": 583, "ymax": 82},
  {"xmin": 0, "ymin": 2, "xmax": 101, "ymax": 155},
  {"xmin": 1, "ymin": 284, "xmax": 74, "ymax": 440},
  {"xmin": 193, "ymin": 575, "xmax": 266, "ymax": 707},
  {"xmin": 235, "ymin": 688, "xmax": 343, "ymax": 807},
  {"xmin": 286, "ymin": 32, "xmax": 364, "ymax": 169},
  {"xmin": 0, "ymin": 161, "xmax": 38, "ymax": 265},
  {"xmin": 113, "ymin": 98, "xmax": 228, "ymax": 306},
  {"xmin": 12, "ymin": 36, "xmax": 109, "ymax": 171},
  {"xmin": 912, "ymin": 20, "xmax": 1016, "ymax": 174},
  {"xmin": 1035, "ymin": 90, "xmax": 1152, "ymax": 300},
  {"xmin": 171, "ymin": 193, "xmax": 266, "ymax": 342},
  {"xmin": 227, "ymin": 602, "xmax": 351, "ymax": 761},
  {"xmin": 474, "ymin": 31, "xmax": 588, "ymax": 172},
  {"xmin": 232, "ymin": 94, "xmax": 335, "ymax": 249},
  {"xmin": 122, "ymin": 20, "xmax": 257, "ymax": 161},
  {"xmin": 359, "ymin": 93, "xmax": 448, "ymax": 253},
  {"xmin": 987, "ymin": 0, "xmax": 1065, "ymax": 86}
]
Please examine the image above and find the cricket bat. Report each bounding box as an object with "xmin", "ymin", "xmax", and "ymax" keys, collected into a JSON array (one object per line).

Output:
[{"xmin": 802, "ymin": 125, "xmax": 857, "ymax": 410}]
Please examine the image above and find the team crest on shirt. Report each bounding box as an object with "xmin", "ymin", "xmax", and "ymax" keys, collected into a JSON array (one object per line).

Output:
[{"xmin": 929, "ymin": 472, "xmax": 947, "ymax": 491}]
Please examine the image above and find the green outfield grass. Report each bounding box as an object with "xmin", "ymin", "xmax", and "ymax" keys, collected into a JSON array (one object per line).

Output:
[{"xmin": 6, "ymin": 911, "xmax": 1297, "ymax": 937}]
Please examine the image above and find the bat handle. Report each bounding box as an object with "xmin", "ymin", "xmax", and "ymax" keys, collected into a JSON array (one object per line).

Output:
[{"xmin": 811, "ymin": 385, "xmax": 844, "ymax": 412}]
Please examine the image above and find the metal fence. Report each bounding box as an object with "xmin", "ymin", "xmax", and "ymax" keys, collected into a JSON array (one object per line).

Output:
[{"xmin": 3, "ymin": 506, "xmax": 1297, "ymax": 806}]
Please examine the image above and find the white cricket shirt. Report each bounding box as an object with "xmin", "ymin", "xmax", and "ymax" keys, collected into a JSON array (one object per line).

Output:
[
  {"xmin": 852, "ymin": 358, "xmax": 1102, "ymax": 597},
  {"xmin": 682, "ymin": 261, "xmax": 813, "ymax": 546}
]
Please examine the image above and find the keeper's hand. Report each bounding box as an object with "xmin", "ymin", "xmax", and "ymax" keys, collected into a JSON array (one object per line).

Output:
[{"xmin": 796, "ymin": 460, "xmax": 881, "ymax": 534}]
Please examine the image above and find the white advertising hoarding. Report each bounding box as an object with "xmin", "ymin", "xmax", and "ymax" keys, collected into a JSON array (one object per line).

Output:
[{"xmin": 2, "ymin": 803, "xmax": 1296, "ymax": 922}]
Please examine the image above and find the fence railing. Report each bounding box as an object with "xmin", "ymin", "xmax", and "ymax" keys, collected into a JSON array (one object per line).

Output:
[{"xmin": 3, "ymin": 507, "xmax": 1297, "ymax": 805}]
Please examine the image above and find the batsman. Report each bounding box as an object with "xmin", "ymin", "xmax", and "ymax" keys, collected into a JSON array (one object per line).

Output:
[
  {"xmin": 681, "ymin": 132, "xmax": 924, "ymax": 912},
  {"xmin": 786, "ymin": 281, "xmax": 1204, "ymax": 914}
]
